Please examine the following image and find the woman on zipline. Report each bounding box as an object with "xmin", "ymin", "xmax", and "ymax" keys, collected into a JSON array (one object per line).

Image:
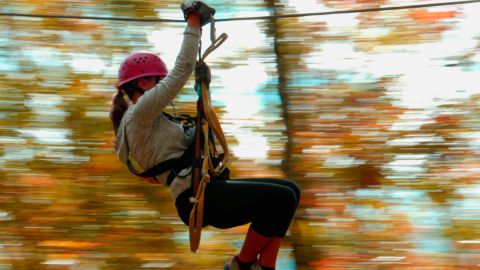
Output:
[{"xmin": 109, "ymin": 2, "xmax": 300, "ymax": 270}]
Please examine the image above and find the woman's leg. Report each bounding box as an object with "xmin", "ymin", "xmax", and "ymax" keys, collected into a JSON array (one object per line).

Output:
[
  {"xmin": 175, "ymin": 178, "xmax": 300, "ymax": 269},
  {"xmin": 225, "ymin": 178, "xmax": 300, "ymax": 270},
  {"xmin": 233, "ymin": 178, "xmax": 301, "ymax": 209},
  {"xmin": 203, "ymin": 178, "xmax": 298, "ymax": 236},
  {"xmin": 203, "ymin": 178, "xmax": 299, "ymax": 270}
]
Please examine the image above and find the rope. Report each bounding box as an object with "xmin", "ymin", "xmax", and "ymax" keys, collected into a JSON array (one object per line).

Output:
[
  {"xmin": 0, "ymin": 0, "xmax": 478, "ymax": 23},
  {"xmin": 218, "ymin": 0, "xmax": 480, "ymax": 22}
]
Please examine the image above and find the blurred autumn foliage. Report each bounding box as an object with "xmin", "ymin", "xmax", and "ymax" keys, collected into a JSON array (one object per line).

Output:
[{"xmin": 1, "ymin": 0, "xmax": 480, "ymax": 269}]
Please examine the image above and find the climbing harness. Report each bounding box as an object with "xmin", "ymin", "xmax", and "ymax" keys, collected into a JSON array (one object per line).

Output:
[
  {"xmin": 123, "ymin": 111, "xmax": 196, "ymax": 184},
  {"xmin": 188, "ymin": 15, "xmax": 229, "ymax": 253}
]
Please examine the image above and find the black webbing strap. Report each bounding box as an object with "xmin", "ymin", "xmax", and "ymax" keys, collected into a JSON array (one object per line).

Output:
[
  {"xmin": 126, "ymin": 140, "xmax": 195, "ymax": 184},
  {"xmin": 123, "ymin": 113, "xmax": 196, "ymax": 185}
]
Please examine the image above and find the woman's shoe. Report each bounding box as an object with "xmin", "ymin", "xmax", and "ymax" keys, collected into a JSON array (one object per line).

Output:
[
  {"xmin": 250, "ymin": 263, "xmax": 264, "ymax": 270},
  {"xmin": 224, "ymin": 256, "xmax": 241, "ymax": 270}
]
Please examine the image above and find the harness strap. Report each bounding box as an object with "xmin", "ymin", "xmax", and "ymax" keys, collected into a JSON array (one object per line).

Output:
[
  {"xmin": 126, "ymin": 141, "xmax": 195, "ymax": 180},
  {"xmin": 124, "ymin": 113, "xmax": 196, "ymax": 184},
  {"xmin": 189, "ymin": 118, "xmax": 210, "ymax": 252},
  {"xmin": 200, "ymin": 81, "xmax": 229, "ymax": 174},
  {"xmin": 188, "ymin": 79, "xmax": 230, "ymax": 253}
]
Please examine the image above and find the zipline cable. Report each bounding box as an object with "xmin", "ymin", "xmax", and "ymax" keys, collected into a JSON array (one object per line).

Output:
[{"xmin": 0, "ymin": 0, "xmax": 478, "ymax": 23}]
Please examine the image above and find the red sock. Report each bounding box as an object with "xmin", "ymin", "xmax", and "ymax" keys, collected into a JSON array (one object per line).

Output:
[
  {"xmin": 238, "ymin": 226, "xmax": 270, "ymax": 263},
  {"xmin": 258, "ymin": 236, "xmax": 282, "ymax": 269}
]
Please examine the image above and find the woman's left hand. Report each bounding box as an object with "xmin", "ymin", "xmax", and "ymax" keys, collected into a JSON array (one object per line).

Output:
[{"xmin": 195, "ymin": 61, "xmax": 211, "ymax": 89}]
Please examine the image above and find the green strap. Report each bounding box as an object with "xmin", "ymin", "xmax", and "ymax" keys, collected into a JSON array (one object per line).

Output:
[{"xmin": 196, "ymin": 83, "xmax": 202, "ymax": 97}]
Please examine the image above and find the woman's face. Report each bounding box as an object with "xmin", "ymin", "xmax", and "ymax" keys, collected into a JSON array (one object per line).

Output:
[{"xmin": 138, "ymin": 76, "xmax": 161, "ymax": 92}]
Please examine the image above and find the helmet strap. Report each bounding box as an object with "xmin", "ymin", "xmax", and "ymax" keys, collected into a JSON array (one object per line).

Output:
[
  {"xmin": 133, "ymin": 79, "xmax": 147, "ymax": 95},
  {"xmin": 135, "ymin": 87, "xmax": 145, "ymax": 95}
]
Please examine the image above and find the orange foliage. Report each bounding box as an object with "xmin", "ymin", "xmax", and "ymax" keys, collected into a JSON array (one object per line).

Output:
[
  {"xmin": 310, "ymin": 255, "xmax": 358, "ymax": 269},
  {"xmin": 409, "ymin": 9, "xmax": 458, "ymax": 24},
  {"xmin": 434, "ymin": 115, "xmax": 458, "ymax": 124},
  {"xmin": 38, "ymin": 240, "xmax": 102, "ymax": 249},
  {"xmin": 18, "ymin": 176, "xmax": 55, "ymax": 187}
]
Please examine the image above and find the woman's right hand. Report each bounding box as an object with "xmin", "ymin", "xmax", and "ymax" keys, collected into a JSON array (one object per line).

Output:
[{"xmin": 181, "ymin": 1, "xmax": 216, "ymax": 27}]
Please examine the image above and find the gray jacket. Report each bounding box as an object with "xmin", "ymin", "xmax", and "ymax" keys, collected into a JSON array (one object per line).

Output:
[{"xmin": 115, "ymin": 26, "xmax": 200, "ymax": 201}]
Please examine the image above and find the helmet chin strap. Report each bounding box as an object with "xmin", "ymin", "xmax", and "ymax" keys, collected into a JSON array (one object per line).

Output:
[
  {"xmin": 127, "ymin": 85, "xmax": 145, "ymax": 104},
  {"xmin": 136, "ymin": 88, "xmax": 145, "ymax": 95},
  {"xmin": 133, "ymin": 81, "xmax": 145, "ymax": 95}
]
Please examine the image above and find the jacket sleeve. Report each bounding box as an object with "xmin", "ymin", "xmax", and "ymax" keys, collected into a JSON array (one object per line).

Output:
[{"xmin": 131, "ymin": 26, "xmax": 200, "ymax": 124}]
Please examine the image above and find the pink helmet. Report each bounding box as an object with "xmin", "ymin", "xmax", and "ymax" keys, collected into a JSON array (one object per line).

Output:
[{"xmin": 117, "ymin": 51, "xmax": 168, "ymax": 89}]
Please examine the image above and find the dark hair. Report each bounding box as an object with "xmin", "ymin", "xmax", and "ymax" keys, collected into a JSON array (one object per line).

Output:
[
  {"xmin": 110, "ymin": 81, "xmax": 139, "ymax": 135},
  {"xmin": 110, "ymin": 76, "xmax": 161, "ymax": 135}
]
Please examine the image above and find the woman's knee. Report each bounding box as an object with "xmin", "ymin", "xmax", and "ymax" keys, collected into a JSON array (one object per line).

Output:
[
  {"xmin": 288, "ymin": 180, "xmax": 301, "ymax": 202},
  {"xmin": 276, "ymin": 178, "xmax": 301, "ymax": 206},
  {"xmin": 261, "ymin": 187, "xmax": 297, "ymax": 237},
  {"xmin": 275, "ymin": 185, "xmax": 298, "ymax": 213}
]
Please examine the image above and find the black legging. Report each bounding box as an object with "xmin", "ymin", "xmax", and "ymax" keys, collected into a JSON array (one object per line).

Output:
[{"xmin": 175, "ymin": 178, "xmax": 300, "ymax": 238}]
